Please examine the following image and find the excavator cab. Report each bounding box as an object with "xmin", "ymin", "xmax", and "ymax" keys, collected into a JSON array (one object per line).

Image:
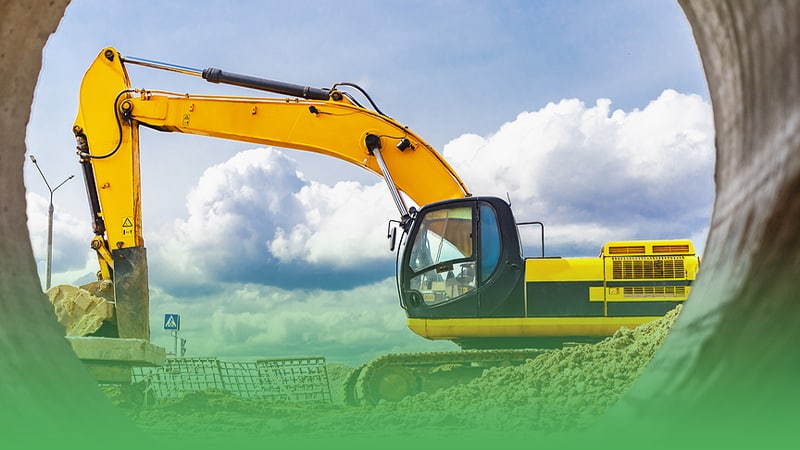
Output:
[
  {"xmin": 399, "ymin": 196, "xmax": 526, "ymax": 322},
  {"xmin": 399, "ymin": 195, "xmax": 700, "ymax": 350}
]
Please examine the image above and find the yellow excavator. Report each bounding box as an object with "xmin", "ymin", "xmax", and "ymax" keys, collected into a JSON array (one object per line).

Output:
[{"xmin": 67, "ymin": 47, "xmax": 699, "ymax": 404}]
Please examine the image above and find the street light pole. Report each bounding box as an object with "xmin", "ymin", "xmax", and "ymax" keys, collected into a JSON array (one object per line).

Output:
[{"xmin": 29, "ymin": 155, "xmax": 74, "ymax": 290}]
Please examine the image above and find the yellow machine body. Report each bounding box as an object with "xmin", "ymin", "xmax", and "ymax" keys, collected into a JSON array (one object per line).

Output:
[{"xmin": 407, "ymin": 239, "xmax": 699, "ymax": 343}]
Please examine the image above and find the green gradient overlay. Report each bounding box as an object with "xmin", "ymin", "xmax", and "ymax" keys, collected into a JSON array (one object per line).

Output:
[{"xmin": 2, "ymin": 341, "xmax": 798, "ymax": 450}]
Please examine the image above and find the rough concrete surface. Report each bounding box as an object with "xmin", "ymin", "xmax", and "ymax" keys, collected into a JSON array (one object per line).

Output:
[
  {"xmin": 613, "ymin": 0, "xmax": 800, "ymax": 428},
  {"xmin": 0, "ymin": 0, "xmax": 145, "ymax": 443}
]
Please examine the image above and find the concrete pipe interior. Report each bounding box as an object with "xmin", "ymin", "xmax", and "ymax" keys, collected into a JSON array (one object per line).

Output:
[{"xmin": 1, "ymin": 0, "xmax": 797, "ymax": 447}]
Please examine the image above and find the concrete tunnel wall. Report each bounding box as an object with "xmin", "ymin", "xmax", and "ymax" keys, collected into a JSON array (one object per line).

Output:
[
  {"xmin": 0, "ymin": 0, "xmax": 142, "ymax": 441},
  {"xmin": 609, "ymin": 0, "xmax": 800, "ymax": 434},
  {"xmin": 0, "ymin": 0, "xmax": 797, "ymax": 443}
]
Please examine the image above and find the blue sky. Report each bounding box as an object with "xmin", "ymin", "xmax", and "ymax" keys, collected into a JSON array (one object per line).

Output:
[{"xmin": 25, "ymin": 0, "xmax": 713, "ymax": 364}]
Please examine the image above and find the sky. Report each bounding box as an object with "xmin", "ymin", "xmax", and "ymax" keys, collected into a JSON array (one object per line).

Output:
[{"xmin": 24, "ymin": 0, "xmax": 714, "ymax": 365}]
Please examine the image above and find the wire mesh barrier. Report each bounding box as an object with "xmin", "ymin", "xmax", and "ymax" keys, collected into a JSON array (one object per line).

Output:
[{"xmin": 132, "ymin": 356, "xmax": 332, "ymax": 403}]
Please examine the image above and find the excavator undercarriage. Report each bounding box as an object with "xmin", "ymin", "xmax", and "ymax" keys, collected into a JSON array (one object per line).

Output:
[{"xmin": 344, "ymin": 349, "xmax": 551, "ymax": 405}]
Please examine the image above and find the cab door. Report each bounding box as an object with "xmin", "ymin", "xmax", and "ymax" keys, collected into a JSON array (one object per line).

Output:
[
  {"xmin": 475, "ymin": 199, "xmax": 525, "ymax": 318},
  {"xmin": 403, "ymin": 200, "xmax": 480, "ymax": 317},
  {"xmin": 401, "ymin": 197, "xmax": 525, "ymax": 319}
]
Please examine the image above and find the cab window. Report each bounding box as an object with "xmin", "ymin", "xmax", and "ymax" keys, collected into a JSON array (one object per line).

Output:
[{"xmin": 407, "ymin": 206, "xmax": 476, "ymax": 305}]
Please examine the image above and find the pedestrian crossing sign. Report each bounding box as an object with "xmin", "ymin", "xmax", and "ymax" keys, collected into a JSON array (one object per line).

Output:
[{"xmin": 164, "ymin": 314, "xmax": 180, "ymax": 331}]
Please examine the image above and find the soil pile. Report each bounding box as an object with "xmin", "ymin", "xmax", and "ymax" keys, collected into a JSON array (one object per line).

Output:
[
  {"xmin": 47, "ymin": 283, "xmax": 114, "ymax": 336},
  {"xmin": 373, "ymin": 305, "xmax": 682, "ymax": 432}
]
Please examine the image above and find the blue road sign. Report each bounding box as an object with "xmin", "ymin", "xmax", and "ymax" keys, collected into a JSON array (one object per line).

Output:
[{"xmin": 164, "ymin": 314, "xmax": 180, "ymax": 331}]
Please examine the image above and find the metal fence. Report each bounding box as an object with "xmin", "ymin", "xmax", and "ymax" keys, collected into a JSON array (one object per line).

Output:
[{"xmin": 132, "ymin": 356, "xmax": 332, "ymax": 403}]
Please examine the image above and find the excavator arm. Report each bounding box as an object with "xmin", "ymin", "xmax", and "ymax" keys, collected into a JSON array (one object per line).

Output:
[
  {"xmin": 72, "ymin": 47, "xmax": 470, "ymax": 339},
  {"xmin": 75, "ymin": 47, "xmax": 469, "ymax": 254}
]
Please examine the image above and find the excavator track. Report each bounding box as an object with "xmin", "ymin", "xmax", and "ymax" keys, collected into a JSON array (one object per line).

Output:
[{"xmin": 344, "ymin": 349, "xmax": 550, "ymax": 406}]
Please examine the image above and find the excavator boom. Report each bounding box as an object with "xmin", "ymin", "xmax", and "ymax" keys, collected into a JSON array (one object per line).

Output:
[{"xmin": 75, "ymin": 47, "xmax": 470, "ymax": 256}]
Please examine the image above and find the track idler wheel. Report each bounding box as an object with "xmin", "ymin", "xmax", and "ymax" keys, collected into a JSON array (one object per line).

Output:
[
  {"xmin": 357, "ymin": 364, "xmax": 419, "ymax": 405},
  {"xmin": 343, "ymin": 363, "xmax": 367, "ymax": 406}
]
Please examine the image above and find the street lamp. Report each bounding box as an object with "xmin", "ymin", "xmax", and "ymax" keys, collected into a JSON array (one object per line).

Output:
[{"xmin": 29, "ymin": 154, "xmax": 74, "ymax": 290}]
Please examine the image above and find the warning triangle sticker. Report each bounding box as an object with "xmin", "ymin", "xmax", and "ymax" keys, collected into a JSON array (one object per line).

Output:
[{"xmin": 122, "ymin": 217, "xmax": 133, "ymax": 227}]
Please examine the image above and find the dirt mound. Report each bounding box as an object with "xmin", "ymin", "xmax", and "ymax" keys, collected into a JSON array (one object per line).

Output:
[{"xmin": 372, "ymin": 305, "xmax": 681, "ymax": 432}]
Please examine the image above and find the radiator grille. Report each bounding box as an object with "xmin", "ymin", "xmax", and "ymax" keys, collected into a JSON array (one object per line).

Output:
[
  {"xmin": 612, "ymin": 257, "xmax": 685, "ymax": 279},
  {"xmin": 653, "ymin": 244, "xmax": 691, "ymax": 254},
  {"xmin": 608, "ymin": 245, "xmax": 646, "ymax": 255},
  {"xmin": 623, "ymin": 286, "xmax": 687, "ymax": 298}
]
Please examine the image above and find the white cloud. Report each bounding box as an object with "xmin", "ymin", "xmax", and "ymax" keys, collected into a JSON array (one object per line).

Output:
[
  {"xmin": 150, "ymin": 148, "xmax": 398, "ymax": 290},
  {"xmin": 443, "ymin": 89, "xmax": 715, "ymax": 256},
  {"xmin": 268, "ymin": 180, "xmax": 397, "ymax": 267}
]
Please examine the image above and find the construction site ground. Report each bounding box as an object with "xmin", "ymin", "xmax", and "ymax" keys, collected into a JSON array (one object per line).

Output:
[{"xmin": 101, "ymin": 306, "xmax": 681, "ymax": 444}]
